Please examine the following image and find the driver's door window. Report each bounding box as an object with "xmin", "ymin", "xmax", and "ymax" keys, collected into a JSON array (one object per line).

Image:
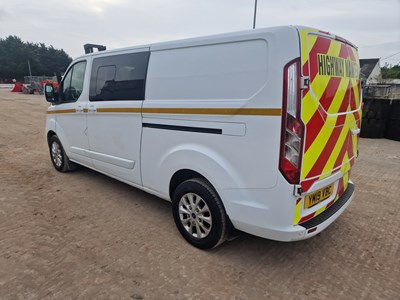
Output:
[{"xmin": 59, "ymin": 61, "xmax": 87, "ymax": 103}]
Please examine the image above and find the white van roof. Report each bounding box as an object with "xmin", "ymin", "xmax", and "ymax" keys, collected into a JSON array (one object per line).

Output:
[{"xmin": 74, "ymin": 25, "xmax": 296, "ymax": 60}]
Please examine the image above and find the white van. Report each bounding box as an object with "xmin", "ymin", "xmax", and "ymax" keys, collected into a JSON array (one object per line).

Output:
[{"xmin": 44, "ymin": 26, "xmax": 361, "ymax": 249}]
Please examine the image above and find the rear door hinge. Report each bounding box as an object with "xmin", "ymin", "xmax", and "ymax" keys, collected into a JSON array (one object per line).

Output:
[
  {"xmin": 301, "ymin": 76, "xmax": 310, "ymax": 90},
  {"xmin": 294, "ymin": 185, "xmax": 303, "ymax": 196}
]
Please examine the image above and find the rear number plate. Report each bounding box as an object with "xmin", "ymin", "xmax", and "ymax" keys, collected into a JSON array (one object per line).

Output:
[{"xmin": 304, "ymin": 184, "xmax": 334, "ymax": 209}]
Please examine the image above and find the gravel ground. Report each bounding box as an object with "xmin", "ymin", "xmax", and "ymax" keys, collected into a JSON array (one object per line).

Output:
[{"xmin": 0, "ymin": 89, "xmax": 399, "ymax": 299}]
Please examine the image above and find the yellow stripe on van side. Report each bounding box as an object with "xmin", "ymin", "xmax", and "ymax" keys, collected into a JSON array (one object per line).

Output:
[
  {"xmin": 142, "ymin": 108, "xmax": 282, "ymax": 116},
  {"xmin": 96, "ymin": 108, "xmax": 141, "ymax": 113},
  {"xmin": 46, "ymin": 109, "xmax": 76, "ymax": 114}
]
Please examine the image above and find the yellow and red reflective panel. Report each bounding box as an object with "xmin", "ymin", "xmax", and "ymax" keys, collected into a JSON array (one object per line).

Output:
[{"xmin": 298, "ymin": 29, "xmax": 361, "ymax": 194}]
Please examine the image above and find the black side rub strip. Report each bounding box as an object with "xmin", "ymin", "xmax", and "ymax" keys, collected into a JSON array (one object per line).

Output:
[
  {"xmin": 300, "ymin": 183, "xmax": 354, "ymax": 229},
  {"xmin": 143, "ymin": 123, "xmax": 222, "ymax": 135}
]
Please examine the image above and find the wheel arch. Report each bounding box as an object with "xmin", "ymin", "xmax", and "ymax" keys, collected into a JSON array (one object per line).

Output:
[
  {"xmin": 168, "ymin": 167, "xmax": 235, "ymax": 221},
  {"xmin": 169, "ymin": 169, "xmax": 209, "ymax": 200},
  {"xmin": 47, "ymin": 130, "xmax": 57, "ymax": 145},
  {"xmin": 143, "ymin": 143, "xmax": 244, "ymax": 201}
]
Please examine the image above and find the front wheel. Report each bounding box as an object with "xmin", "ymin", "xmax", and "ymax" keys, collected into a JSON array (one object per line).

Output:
[
  {"xmin": 172, "ymin": 178, "xmax": 227, "ymax": 249},
  {"xmin": 48, "ymin": 135, "xmax": 77, "ymax": 172}
]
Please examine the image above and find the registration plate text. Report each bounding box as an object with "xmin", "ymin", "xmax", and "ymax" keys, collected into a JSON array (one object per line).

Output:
[{"xmin": 304, "ymin": 184, "xmax": 334, "ymax": 209}]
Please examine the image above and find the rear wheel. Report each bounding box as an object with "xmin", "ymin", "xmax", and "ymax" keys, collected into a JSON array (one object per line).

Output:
[
  {"xmin": 172, "ymin": 178, "xmax": 227, "ymax": 249},
  {"xmin": 48, "ymin": 135, "xmax": 77, "ymax": 172}
]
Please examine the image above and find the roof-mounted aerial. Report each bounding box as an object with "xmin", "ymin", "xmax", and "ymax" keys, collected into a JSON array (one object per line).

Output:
[{"xmin": 84, "ymin": 44, "xmax": 107, "ymax": 54}]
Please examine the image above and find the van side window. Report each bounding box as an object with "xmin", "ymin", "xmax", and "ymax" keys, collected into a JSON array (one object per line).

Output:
[
  {"xmin": 59, "ymin": 61, "xmax": 87, "ymax": 103},
  {"xmin": 89, "ymin": 52, "xmax": 150, "ymax": 101}
]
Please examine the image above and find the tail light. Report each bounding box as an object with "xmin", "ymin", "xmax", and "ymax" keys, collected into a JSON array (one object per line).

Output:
[{"xmin": 279, "ymin": 59, "xmax": 304, "ymax": 184}]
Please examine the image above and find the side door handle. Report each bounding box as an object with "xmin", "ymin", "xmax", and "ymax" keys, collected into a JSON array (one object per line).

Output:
[
  {"xmin": 76, "ymin": 105, "xmax": 84, "ymax": 113},
  {"xmin": 88, "ymin": 106, "xmax": 97, "ymax": 113}
]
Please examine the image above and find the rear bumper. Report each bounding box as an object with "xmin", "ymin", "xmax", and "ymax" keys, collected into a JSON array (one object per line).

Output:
[
  {"xmin": 300, "ymin": 183, "xmax": 354, "ymax": 230},
  {"xmin": 230, "ymin": 182, "xmax": 355, "ymax": 242}
]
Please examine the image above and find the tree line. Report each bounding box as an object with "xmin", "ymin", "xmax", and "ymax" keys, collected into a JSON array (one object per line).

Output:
[
  {"xmin": 0, "ymin": 35, "xmax": 72, "ymax": 82},
  {"xmin": 382, "ymin": 64, "xmax": 400, "ymax": 79}
]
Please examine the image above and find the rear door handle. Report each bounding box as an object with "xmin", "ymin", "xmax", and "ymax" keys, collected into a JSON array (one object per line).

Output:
[
  {"xmin": 351, "ymin": 128, "xmax": 360, "ymax": 136},
  {"xmin": 88, "ymin": 106, "xmax": 96, "ymax": 113}
]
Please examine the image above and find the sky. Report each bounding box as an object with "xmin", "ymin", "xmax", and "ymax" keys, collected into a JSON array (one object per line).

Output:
[{"xmin": 1, "ymin": 0, "xmax": 399, "ymax": 66}]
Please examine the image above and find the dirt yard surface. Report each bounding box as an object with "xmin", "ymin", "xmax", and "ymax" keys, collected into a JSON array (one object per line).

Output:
[{"xmin": 0, "ymin": 89, "xmax": 399, "ymax": 299}]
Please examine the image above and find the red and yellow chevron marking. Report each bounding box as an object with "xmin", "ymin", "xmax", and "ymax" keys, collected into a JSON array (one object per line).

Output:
[
  {"xmin": 294, "ymin": 198, "xmax": 302, "ymax": 225},
  {"xmin": 294, "ymin": 175, "xmax": 349, "ymax": 225},
  {"xmin": 298, "ymin": 29, "xmax": 361, "ymax": 194}
]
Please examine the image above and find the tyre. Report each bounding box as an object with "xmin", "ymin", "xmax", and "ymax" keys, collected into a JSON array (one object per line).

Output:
[
  {"xmin": 360, "ymin": 118, "xmax": 371, "ymax": 138},
  {"xmin": 366, "ymin": 109, "xmax": 375, "ymax": 119},
  {"xmin": 375, "ymin": 101, "xmax": 390, "ymax": 120},
  {"xmin": 370, "ymin": 119, "xmax": 386, "ymax": 138},
  {"xmin": 172, "ymin": 178, "xmax": 227, "ymax": 249},
  {"xmin": 362, "ymin": 99, "xmax": 373, "ymax": 118},
  {"xmin": 385, "ymin": 101, "xmax": 400, "ymax": 141},
  {"xmin": 365, "ymin": 99, "xmax": 390, "ymax": 120},
  {"xmin": 361, "ymin": 118, "xmax": 386, "ymax": 138},
  {"xmin": 388, "ymin": 101, "xmax": 400, "ymax": 120},
  {"xmin": 48, "ymin": 135, "xmax": 77, "ymax": 172},
  {"xmin": 385, "ymin": 119, "xmax": 400, "ymax": 141}
]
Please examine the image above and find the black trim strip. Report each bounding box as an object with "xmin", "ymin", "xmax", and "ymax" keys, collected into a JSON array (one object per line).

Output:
[{"xmin": 143, "ymin": 123, "xmax": 222, "ymax": 135}]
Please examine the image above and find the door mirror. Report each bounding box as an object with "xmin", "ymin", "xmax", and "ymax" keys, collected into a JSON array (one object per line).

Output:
[{"xmin": 44, "ymin": 83, "xmax": 57, "ymax": 103}]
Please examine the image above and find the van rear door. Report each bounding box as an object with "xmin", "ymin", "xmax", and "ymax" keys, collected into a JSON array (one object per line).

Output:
[{"xmin": 297, "ymin": 27, "xmax": 361, "ymax": 193}]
